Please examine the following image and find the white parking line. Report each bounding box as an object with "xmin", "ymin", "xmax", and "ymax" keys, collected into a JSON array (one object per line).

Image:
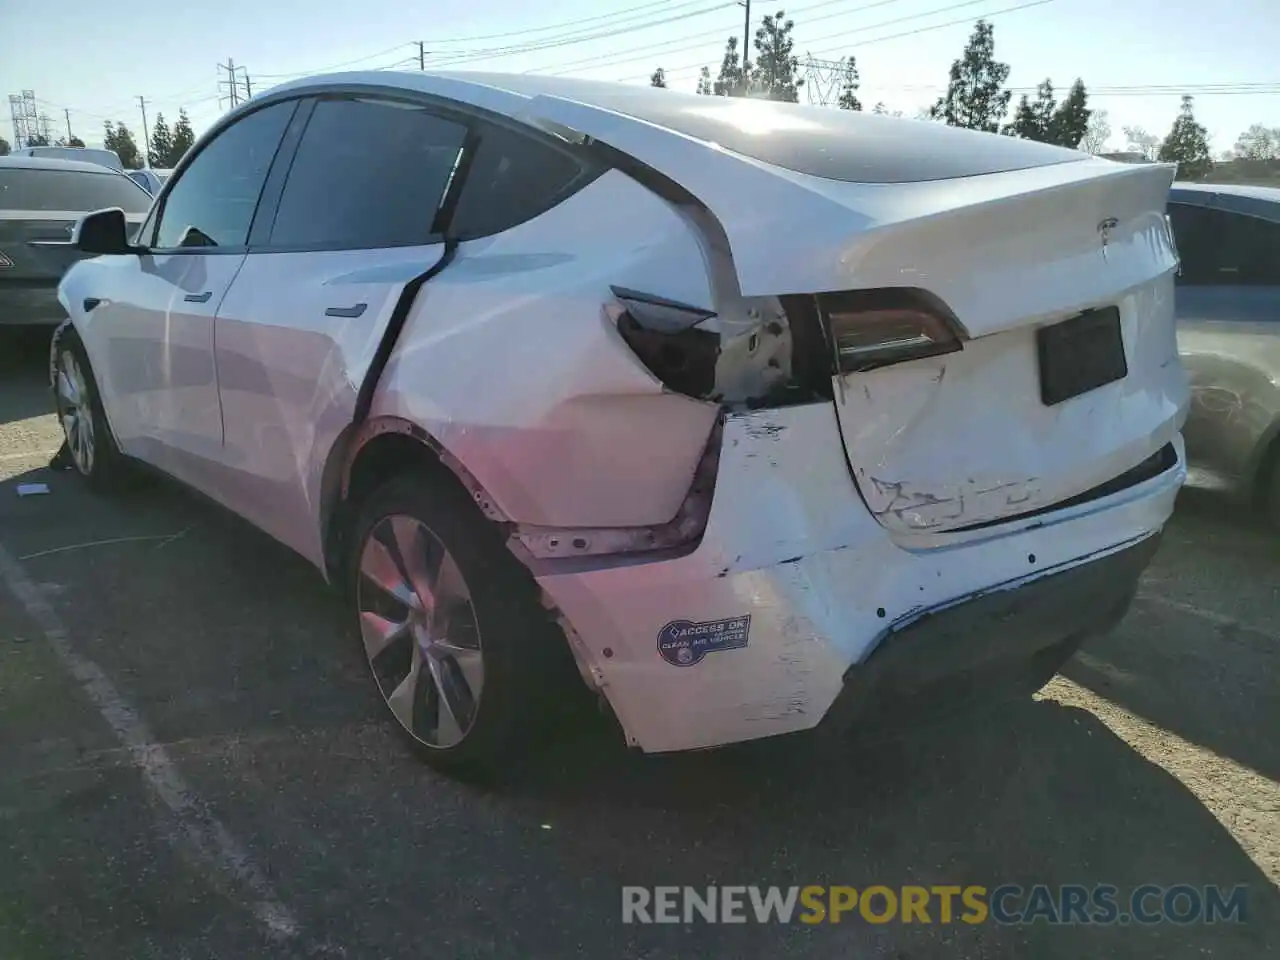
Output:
[{"xmin": 0, "ymin": 539, "xmax": 302, "ymax": 944}]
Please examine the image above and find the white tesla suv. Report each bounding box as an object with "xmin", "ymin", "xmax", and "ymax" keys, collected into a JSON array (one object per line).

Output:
[{"xmin": 51, "ymin": 71, "xmax": 1188, "ymax": 777}]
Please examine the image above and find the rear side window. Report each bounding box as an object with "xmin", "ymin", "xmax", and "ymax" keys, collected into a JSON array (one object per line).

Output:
[
  {"xmin": 448, "ymin": 123, "xmax": 589, "ymax": 239},
  {"xmin": 0, "ymin": 168, "xmax": 152, "ymax": 213},
  {"xmin": 1169, "ymin": 202, "xmax": 1280, "ymax": 286},
  {"xmin": 268, "ymin": 97, "xmax": 467, "ymax": 249},
  {"xmin": 153, "ymin": 100, "xmax": 294, "ymax": 249}
]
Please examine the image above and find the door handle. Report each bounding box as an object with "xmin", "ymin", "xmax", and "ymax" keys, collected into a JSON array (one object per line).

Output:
[
  {"xmin": 183, "ymin": 290, "xmax": 213, "ymax": 303},
  {"xmin": 325, "ymin": 303, "xmax": 367, "ymax": 318}
]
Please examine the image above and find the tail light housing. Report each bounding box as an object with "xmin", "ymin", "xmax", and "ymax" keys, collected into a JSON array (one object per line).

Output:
[
  {"xmin": 611, "ymin": 286, "xmax": 720, "ymax": 399},
  {"xmin": 816, "ymin": 289, "xmax": 964, "ymax": 375}
]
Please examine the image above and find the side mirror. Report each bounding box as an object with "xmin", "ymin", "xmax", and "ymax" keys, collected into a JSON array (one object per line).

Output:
[{"xmin": 73, "ymin": 208, "xmax": 134, "ymax": 255}]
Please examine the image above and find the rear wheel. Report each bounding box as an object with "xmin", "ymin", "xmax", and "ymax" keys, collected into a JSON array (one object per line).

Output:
[
  {"xmin": 52, "ymin": 331, "xmax": 131, "ymax": 491},
  {"xmin": 346, "ymin": 472, "xmax": 581, "ymax": 780}
]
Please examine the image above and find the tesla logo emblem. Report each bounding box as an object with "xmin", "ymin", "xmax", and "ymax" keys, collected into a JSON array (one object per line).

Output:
[{"xmin": 1098, "ymin": 217, "xmax": 1119, "ymax": 260}]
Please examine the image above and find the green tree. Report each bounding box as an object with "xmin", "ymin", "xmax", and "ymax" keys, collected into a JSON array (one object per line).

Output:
[
  {"xmin": 150, "ymin": 113, "xmax": 174, "ymax": 166},
  {"xmin": 929, "ymin": 19, "xmax": 1011, "ymax": 132},
  {"xmin": 1004, "ymin": 94, "xmax": 1040, "ymax": 139},
  {"xmin": 650, "ymin": 67, "xmax": 667, "ymax": 89},
  {"xmin": 1047, "ymin": 78, "xmax": 1090, "ymax": 148},
  {"xmin": 696, "ymin": 66, "xmax": 713, "ymax": 96},
  {"xmin": 26, "ymin": 133, "xmax": 50, "ymax": 147},
  {"xmin": 104, "ymin": 121, "xmax": 142, "ymax": 168},
  {"xmin": 67, "ymin": 135, "xmax": 85, "ymax": 148},
  {"xmin": 1158, "ymin": 96, "xmax": 1213, "ymax": 179},
  {"xmin": 752, "ymin": 9, "xmax": 802, "ymax": 102},
  {"xmin": 170, "ymin": 109, "xmax": 195, "ymax": 165},
  {"xmin": 871, "ymin": 102, "xmax": 903, "ymax": 117},
  {"xmin": 713, "ymin": 36, "xmax": 747, "ymax": 96},
  {"xmin": 0, "ymin": 136, "xmax": 9, "ymax": 155},
  {"xmin": 836, "ymin": 55, "xmax": 861, "ymax": 111}
]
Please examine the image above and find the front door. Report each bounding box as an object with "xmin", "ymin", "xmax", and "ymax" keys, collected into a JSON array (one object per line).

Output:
[{"xmin": 96, "ymin": 98, "xmax": 297, "ymax": 489}]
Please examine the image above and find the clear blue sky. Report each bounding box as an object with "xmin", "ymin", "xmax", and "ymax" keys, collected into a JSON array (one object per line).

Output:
[{"xmin": 1, "ymin": 0, "xmax": 1276, "ymax": 153}]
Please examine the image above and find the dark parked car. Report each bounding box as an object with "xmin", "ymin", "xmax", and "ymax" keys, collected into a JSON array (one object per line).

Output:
[{"xmin": 0, "ymin": 155, "xmax": 151, "ymax": 327}]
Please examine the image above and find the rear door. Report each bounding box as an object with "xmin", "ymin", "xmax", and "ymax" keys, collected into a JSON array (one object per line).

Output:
[
  {"xmin": 0, "ymin": 165, "xmax": 149, "ymax": 324},
  {"xmin": 1168, "ymin": 198, "xmax": 1280, "ymax": 480},
  {"xmin": 212, "ymin": 94, "xmax": 465, "ymax": 560}
]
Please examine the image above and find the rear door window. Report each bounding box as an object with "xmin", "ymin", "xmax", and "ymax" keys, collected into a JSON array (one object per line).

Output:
[
  {"xmin": 266, "ymin": 96, "xmax": 467, "ymax": 249},
  {"xmin": 448, "ymin": 122, "xmax": 591, "ymax": 239},
  {"xmin": 0, "ymin": 168, "xmax": 152, "ymax": 213}
]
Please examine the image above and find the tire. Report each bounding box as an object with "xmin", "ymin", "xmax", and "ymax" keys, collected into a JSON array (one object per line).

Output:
[
  {"xmin": 51, "ymin": 329, "xmax": 132, "ymax": 492},
  {"xmin": 345, "ymin": 471, "xmax": 583, "ymax": 781}
]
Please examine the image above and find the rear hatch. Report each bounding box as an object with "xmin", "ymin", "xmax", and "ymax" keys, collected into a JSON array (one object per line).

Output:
[
  {"xmin": 515, "ymin": 87, "xmax": 1185, "ymax": 535},
  {"xmin": 0, "ymin": 164, "xmax": 151, "ymax": 286},
  {"xmin": 0, "ymin": 213, "xmax": 84, "ymax": 284}
]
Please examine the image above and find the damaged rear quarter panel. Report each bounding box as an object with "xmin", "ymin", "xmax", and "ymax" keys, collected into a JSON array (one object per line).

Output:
[{"xmin": 369, "ymin": 170, "xmax": 723, "ymax": 529}]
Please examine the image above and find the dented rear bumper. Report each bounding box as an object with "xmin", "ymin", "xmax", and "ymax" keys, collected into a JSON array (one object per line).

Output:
[{"xmin": 535, "ymin": 402, "xmax": 1184, "ymax": 755}]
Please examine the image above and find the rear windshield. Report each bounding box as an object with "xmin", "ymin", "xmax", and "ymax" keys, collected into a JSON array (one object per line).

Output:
[{"xmin": 0, "ymin": 168, "xmax": 152, "ymax": 213}]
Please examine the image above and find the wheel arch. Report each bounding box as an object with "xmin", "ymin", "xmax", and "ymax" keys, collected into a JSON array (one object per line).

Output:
[{"xmin": 318, "ymin": 416, "xmax": 510, "ymax": 583}]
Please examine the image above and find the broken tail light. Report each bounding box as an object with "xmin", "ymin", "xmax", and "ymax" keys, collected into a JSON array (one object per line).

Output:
[
  {"xmin": 611, "ymin": 286, "xmax": 720, "ymax": 399},
  {"xmin": 817, "ymin": 290, "xmax": 964, "ymax": 375}
]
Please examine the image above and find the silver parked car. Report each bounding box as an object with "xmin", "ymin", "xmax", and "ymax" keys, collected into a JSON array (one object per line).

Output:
[{"xmin": 1167, "ymin": 183, "xmax": 1280, "ymax": 526}]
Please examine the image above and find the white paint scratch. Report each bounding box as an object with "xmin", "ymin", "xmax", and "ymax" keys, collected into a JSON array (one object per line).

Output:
[{"xmin": 0, "ymin": 539, "xmax": 301, "ymax": 943}]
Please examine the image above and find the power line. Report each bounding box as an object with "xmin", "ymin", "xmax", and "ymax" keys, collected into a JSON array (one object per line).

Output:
[
  {"xmin": 617, "ymin": 0, "xmax": 1054, "ymax": 81},
  {"xmin": 547, "ymin": 0, "xmax": 906, "ymax": 77},
  {"xmin": 426, "ymin": 0, "xmax": 703, "ymax": 44},
  {"xmin": 251, "ymin": 43, "xmax": 415, "ymax": 79},
  {"xmin": 421, "ymin": 1, "xmax": 739, "ymax": 67}
]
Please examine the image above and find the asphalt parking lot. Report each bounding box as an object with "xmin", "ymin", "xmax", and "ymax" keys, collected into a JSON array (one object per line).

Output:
[{"xmin": 1, "ymin": 328, "xmax": 1277, "ymax": 959}]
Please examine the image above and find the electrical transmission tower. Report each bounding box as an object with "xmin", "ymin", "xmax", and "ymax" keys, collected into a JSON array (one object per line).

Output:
[
  {"xmin": 803, "ymin": 56, "xmax": 845, "ymax": 107},
  {"xmin": 8, "ymin": 90, "xmax": 40, "ymax": 147},
  {"xmin": 217, "ymin": 59, "xmax": 253, "ymax": 111}
]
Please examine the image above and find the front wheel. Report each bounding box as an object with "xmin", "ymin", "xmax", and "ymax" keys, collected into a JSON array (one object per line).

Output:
[
  {"xmin": 346, "ymin": 472, "xmax": 582, "ymax": 780},
  {"xmin": 52, "ymin": 331, "xmax": 131, "ymax": 491}
]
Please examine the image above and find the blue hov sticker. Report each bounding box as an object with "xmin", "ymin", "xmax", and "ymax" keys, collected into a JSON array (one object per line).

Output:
[{"xmin": 657, "ymin": 616, "xmax": 752, "ymax": 667}]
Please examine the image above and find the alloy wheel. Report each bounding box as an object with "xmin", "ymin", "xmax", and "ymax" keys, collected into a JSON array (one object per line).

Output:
[
  {"xmin": 56, "ymin": 350, "xmax": 95, "ymax": 477},
  {"xmin": 356, "ymin": 515, "xmax": 485, "ymax": 749}
]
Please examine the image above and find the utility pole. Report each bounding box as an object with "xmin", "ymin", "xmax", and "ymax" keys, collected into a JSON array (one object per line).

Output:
[
  {"xmin": 242, "ymin": 71, "xmax": 252, "ymax": 99},
  {"xmin": 417, "ymin": 41, "xmax": 426, "ymax": 70},
  {"xmin": 137, "ymin": 96, "xmax": 150, "ymax": 166},
  {"xmin": 64, "ymin": 108, "xmax": 73, "ymax": 142},
  {"xmin": 740, "ymin": 0, "xmax": 751, "ymax": 77}
]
